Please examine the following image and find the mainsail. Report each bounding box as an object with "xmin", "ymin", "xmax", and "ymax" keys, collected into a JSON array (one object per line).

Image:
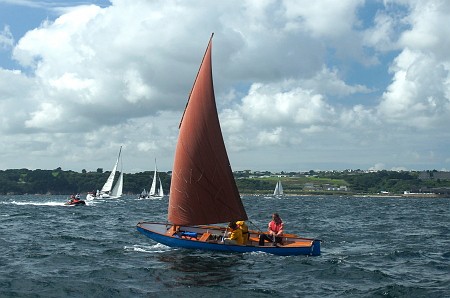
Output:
[
  {"xmin": 168, "ymin": 34, "xmax": 248, "ymax": 226},
  {"xmin": 100, "ymin": 146, "xmax": 122, "ymax": 194},
  {"xmin": 157, "ymin": 176, "xmax": 164, "ymax": 197}
]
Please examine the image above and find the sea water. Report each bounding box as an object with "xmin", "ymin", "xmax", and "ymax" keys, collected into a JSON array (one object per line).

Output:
[{"xmin": 0, "ymin": 195, "xmax": 449, "ymax": 297}]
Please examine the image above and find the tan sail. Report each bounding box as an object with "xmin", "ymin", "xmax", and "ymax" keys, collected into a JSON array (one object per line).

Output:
[{"xmin": 168, "ymin": 34, "xmax": 248, "ymax": 226}]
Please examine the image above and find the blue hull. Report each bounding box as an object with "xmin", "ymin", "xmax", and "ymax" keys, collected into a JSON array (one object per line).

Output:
[{"xmin": 136, "ymin": 222, "xmax": 320, "ymax": 256}]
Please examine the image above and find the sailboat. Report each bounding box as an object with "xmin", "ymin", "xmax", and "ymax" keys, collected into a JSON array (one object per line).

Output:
[
  {"xmin": 136, "ymin": 34, "xmax": 320, "ymax": 256},
  {"xmin": 141, "ymin": 159, "xmax": 164, "ymax": 199},
  {"xmin": 273, "ymin": 179, "xmax": 284, "ymax": 196},
  {"xmin": 86, "ymin": 146, "xmax": 123, "ymax": 200},
  {"xmin": 138, "ymin": 188, "xmax": 148, "ymax": 199}
]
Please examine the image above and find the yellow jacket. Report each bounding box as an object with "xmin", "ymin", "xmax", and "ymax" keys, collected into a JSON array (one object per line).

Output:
[
  {"xmin": 229, "ymin": 228, "xmax": 244, "ymax": 245},
  {"xmin": 236, "ymin": 221, "xmax": 249, "ymax": 244}
]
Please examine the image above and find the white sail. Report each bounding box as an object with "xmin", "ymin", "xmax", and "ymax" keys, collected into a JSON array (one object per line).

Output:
[
  {"xmin": 147, "ymin": 159, "xmax": 164, "ymax": 199},
  {"xmin": 158, "ymin": 176, "xmax": 164, "ymax": 197},
  {"xmin": 100, "ymin": 146, "xmax": 122, "ymax": 194},
  {"xmin": 110, "ymin": 173, "xmax": 123, "ymax": 198},
  {"xmin": 100, "ymin": 160, "xmax": 118, "ymax": 193},
  {"xmin": 110, "ymin": 171, "xmax": 123, "ymax": 198},
  {"xmin": 149, "ymin": 167, "xmax": 157, "ymax": 196},
  {"xmin": 273, "ymin": 180, "xmax": 284, "ymax": 196}
]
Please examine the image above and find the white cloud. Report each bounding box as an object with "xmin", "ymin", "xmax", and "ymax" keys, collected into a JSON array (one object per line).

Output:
[
  {"xmin": 0, "ymin": 0, "xmax": 449, "ymax": 172},
  {"xmin": 239, "ymin": 81, "xmax": 336, "ymax": 127},
  {"xmin": 0, "ymin": 25, "xmax": 14, "ymax": 50},
  {"xmin": 25, "ymin": 102, "xmax": 63, "ymax": 129},
  {"xmin": 283, "ymin": 0, "xmax": 363, "ymax": 38},
  {"xmin": 299, "ymin": 67, "xmax": 372, "ymax": 97},
  {"xmin": 377, "ymin": 1, "xmax": 450, "ymax": 129},
  {"xmin": 363, "ymin": 10, "xmax": 400, "ymax": 52},
  {"xmin": 123, "ymin": 68, "xmax": 152, "ymax": 103},
  {"xmin": 369, "ymin": 163, "xmax": 386, "ymax": 171}
]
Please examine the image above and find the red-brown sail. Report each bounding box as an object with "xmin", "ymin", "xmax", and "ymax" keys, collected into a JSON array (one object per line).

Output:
[{"xmin": 168, "ymin": 35, "xmax": 248, "ymax": 226}]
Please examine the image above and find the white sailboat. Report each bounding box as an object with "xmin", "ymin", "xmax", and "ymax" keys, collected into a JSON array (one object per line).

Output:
[
  {"xmin": 143, "ymin": 159, "xmax": 164, "ymax": 199},
  {"xmin": 86, "ymin": 146, "xmax": 123, "ymax": 200},
  {"xmin": 273, "ymin": 179, "xmax": 284, "ymax": 196},
  {"xmin": 138, "ymin": 188, "xmax": 148, "ymax": 199}
]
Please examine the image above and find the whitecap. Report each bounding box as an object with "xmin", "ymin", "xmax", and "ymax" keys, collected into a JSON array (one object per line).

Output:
[{"xmin": 125, "ymin": 243, "xmax": 172, "ymax": 253}]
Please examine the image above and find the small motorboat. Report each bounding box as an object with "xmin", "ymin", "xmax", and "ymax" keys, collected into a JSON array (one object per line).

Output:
[
  {"xmin": 65, "ymin": 199, "xmax": 86, "ymax": 206},
  {"xmin": 65, "ymin": 194, "xmax": 86, "ymax": 206}
]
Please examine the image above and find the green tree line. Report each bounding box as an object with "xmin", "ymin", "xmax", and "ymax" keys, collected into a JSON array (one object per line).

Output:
[
  {"xmin": 0, "ymin": 168, "xmax": 449, "ymax": 195},
  {"xmin": 0, "ymin": 168, "xmax": 172, "ymax": 195}
]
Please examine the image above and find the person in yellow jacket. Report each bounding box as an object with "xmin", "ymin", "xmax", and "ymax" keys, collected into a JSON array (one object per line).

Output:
[
  {"xmin": 223, "ymin": 221, "xmax": 244, "ymax": 245},
  {"xmin": 236, "ymin": 220, "xmax": 249, "ymax": 244}
]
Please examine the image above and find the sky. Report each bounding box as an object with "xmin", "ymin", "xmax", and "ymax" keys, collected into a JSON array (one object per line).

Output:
[{"xmin": 0, "ymin": 0, "xmax": 449, "ymax": 173}]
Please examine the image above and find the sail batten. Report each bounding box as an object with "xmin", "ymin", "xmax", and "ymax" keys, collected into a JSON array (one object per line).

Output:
[{"xmin": 168, "ymin": 35, "xmax": 247, "ymax": 226}]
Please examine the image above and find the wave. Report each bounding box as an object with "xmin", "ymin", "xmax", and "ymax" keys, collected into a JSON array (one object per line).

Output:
[{"xmin": 125, "ymin": 243, "xmax": 172, "ymax": 254}]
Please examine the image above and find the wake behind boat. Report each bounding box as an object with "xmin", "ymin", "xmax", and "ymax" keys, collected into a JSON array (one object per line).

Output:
[{"xmin": 136, "ymin": 34, "xmax": 320, "ymax": 256}]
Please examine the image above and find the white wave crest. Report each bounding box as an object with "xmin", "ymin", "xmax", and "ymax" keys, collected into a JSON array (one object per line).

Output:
[{"xmin": 125, "ymin": 243, "xmax": 171, "ymax": 253}]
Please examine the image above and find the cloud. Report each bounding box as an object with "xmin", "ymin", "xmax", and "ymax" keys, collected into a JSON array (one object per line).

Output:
[
  {"xmin": 0, "ymin": 25, "xmax": 14, "ymax": 50},
  {"xmin": 377, "ymin": 0, "xmax": 450, "ymax": 129},
  {"xmin": 240, "ymin": 81, "xmax": 335, "ymax": 127},
  {"xmin": 363, "ymin": 9, "xmax": 401, "ymax": 52},
  {"xmin": 0, "ymin": 0, "xmax": 449, "ymax": 172}
]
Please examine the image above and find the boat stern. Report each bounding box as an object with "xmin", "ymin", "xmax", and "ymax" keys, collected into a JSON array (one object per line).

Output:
[{"xmin": 311, "ymin": 239, "xmax": 321, "ymax": 256}]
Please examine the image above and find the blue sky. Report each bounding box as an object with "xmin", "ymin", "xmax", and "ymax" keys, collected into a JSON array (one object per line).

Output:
[{"xmin": 0, "ymin": 0, "xmax": 449, "ymax": 173}]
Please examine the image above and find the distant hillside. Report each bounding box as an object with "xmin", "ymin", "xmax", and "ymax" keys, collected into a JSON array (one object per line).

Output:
[{"xmin": 1, "ymin": 168, "xmax": 449, "ymax": 196}]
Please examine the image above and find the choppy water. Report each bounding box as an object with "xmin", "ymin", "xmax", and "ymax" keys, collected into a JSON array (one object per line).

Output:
[{"xmin": 0, "ymin": 195, "xmax": 449, "ymax": 297}]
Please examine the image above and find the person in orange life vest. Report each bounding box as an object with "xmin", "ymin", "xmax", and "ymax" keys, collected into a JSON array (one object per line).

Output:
[
  {"xmin": 69, "ymin": 194, "xmax": 76, "ymax": 203},
  {"xmin": 236, "ymin": 220, "xmax": 249, "ymax": 244},
  {"xmin": 224, "ymin": 221, "xmax": 244, "ymax": 245},
  {"xmin": 259, "ymin": 213, "xmax": 284, "ymax": 246}
]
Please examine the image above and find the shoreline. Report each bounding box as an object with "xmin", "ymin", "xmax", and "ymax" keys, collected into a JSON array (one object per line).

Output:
[{"xmin": 240, "ymin": 193, "xmax": 448, "ymax": 198}]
